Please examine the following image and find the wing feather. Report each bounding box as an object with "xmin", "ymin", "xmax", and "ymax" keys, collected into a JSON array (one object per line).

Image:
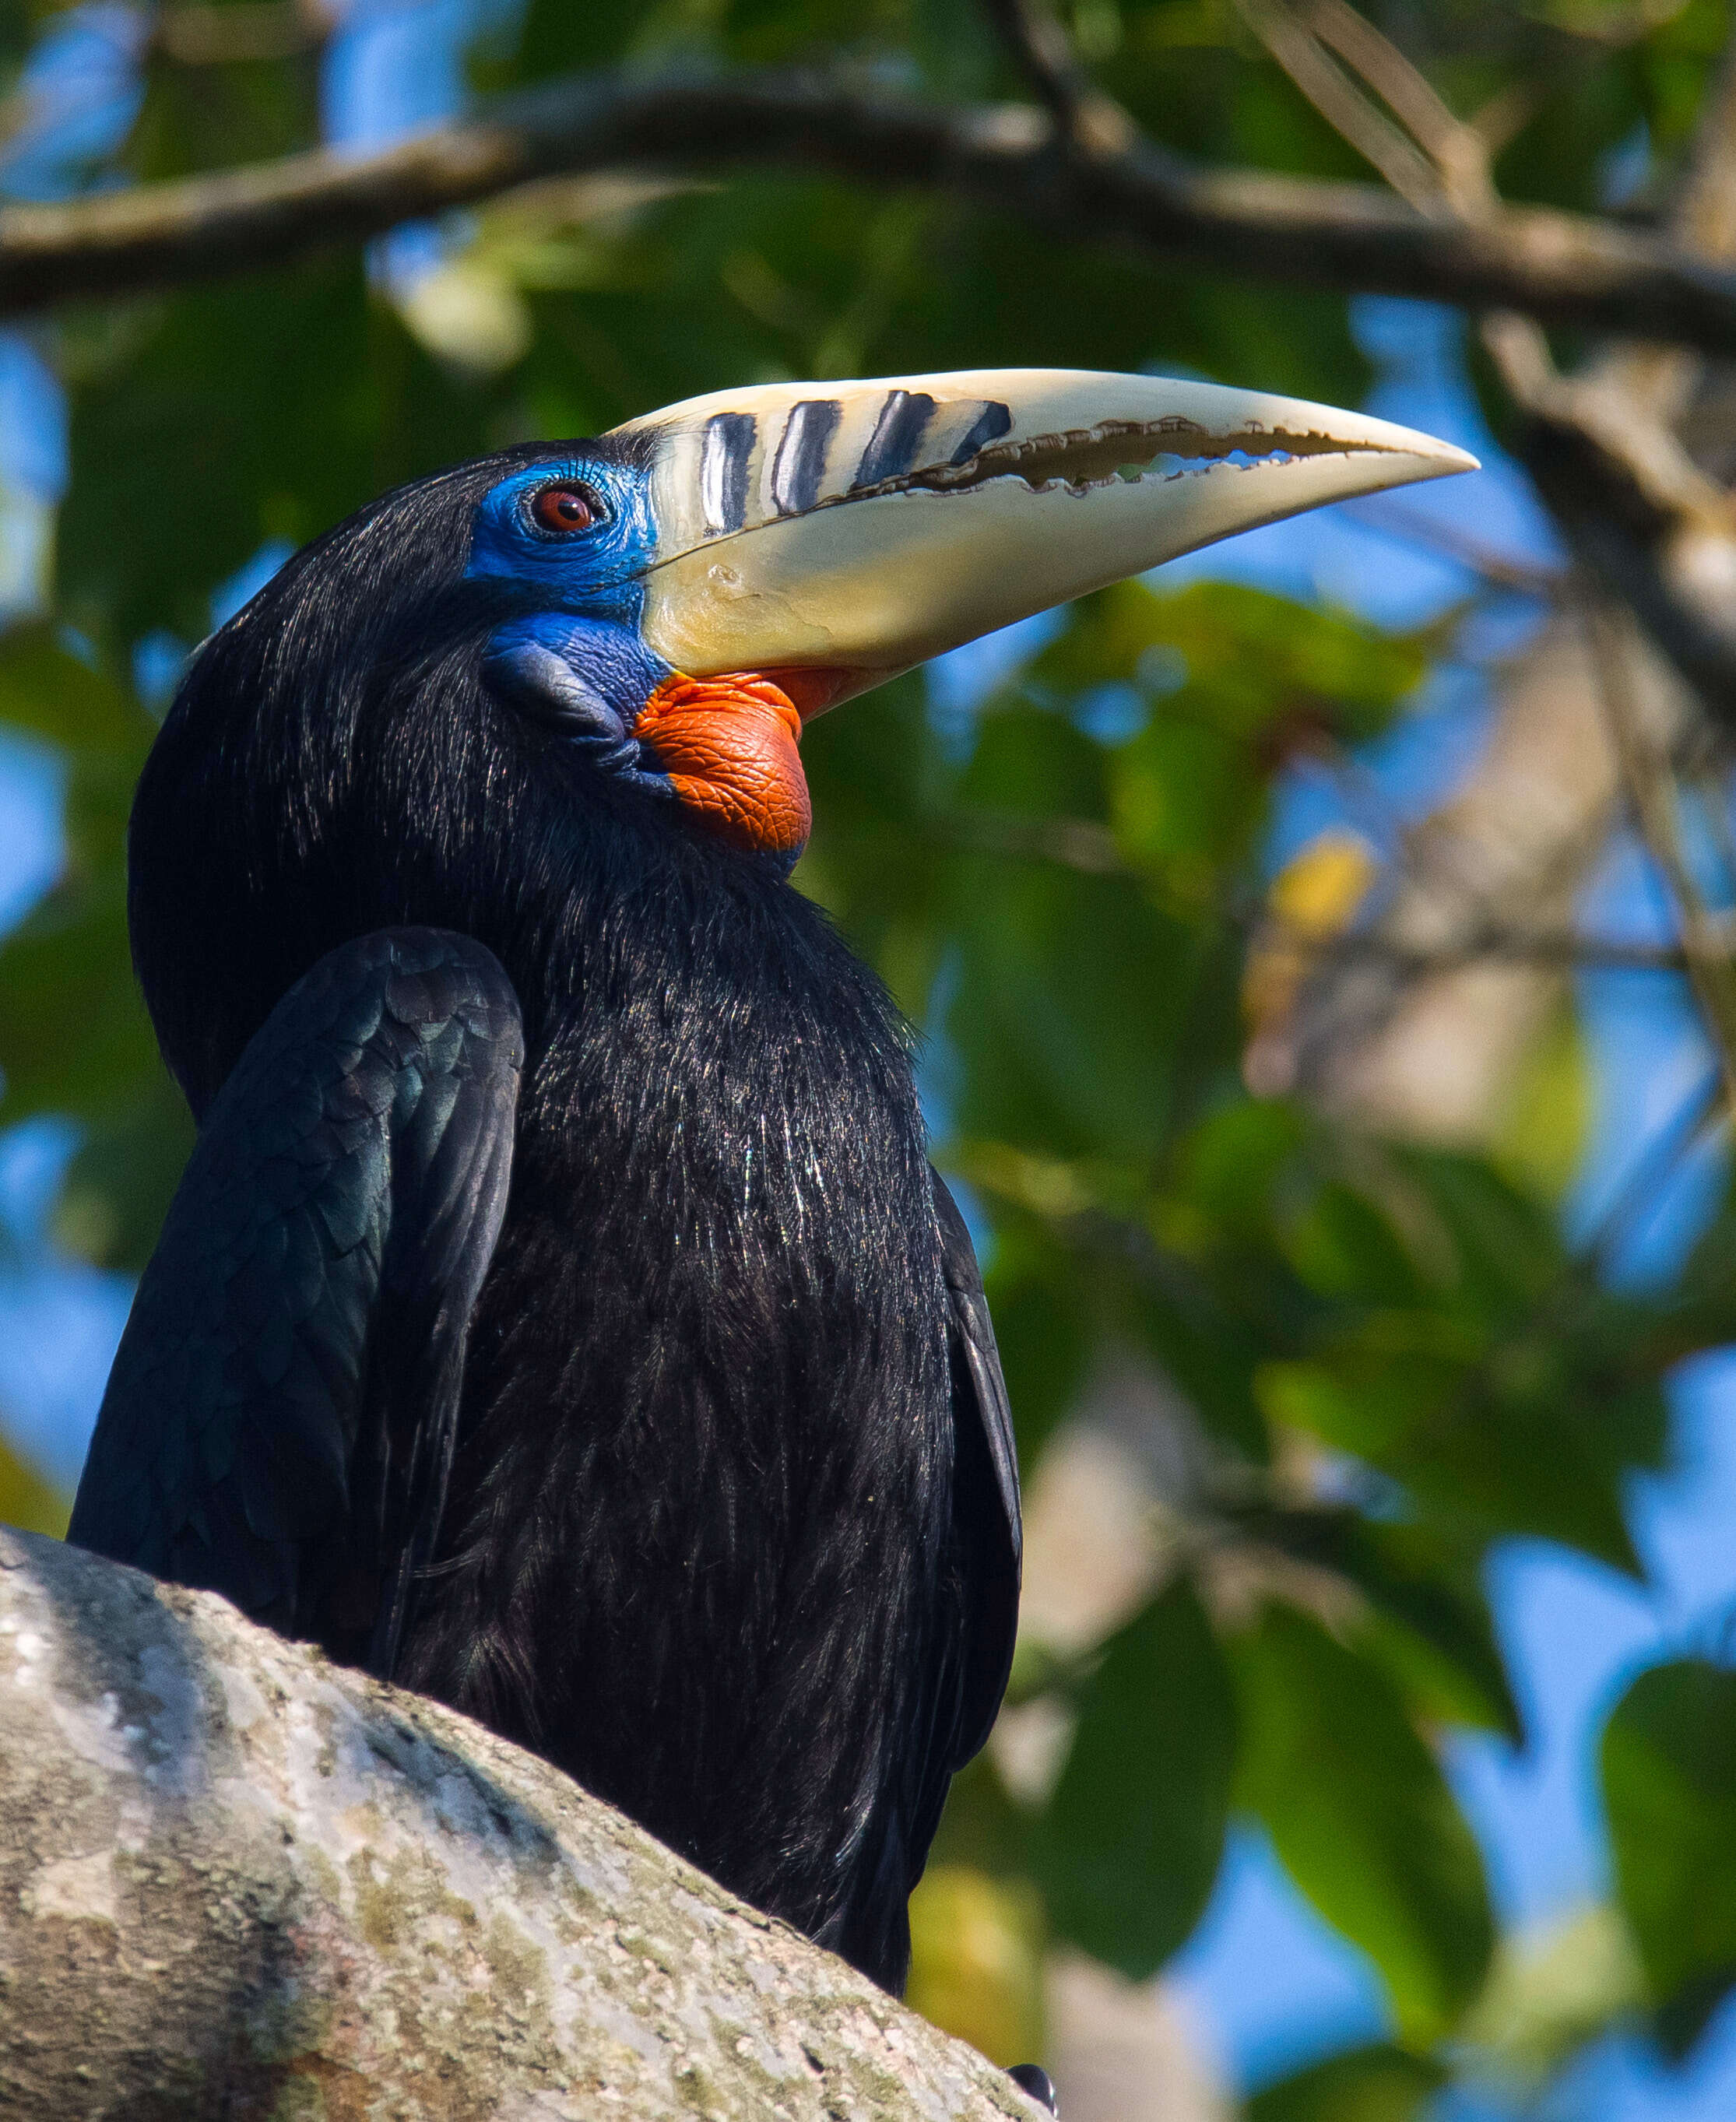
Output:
[{"xmin": 69, "ymin": 928, "xmax": 524, "ymax": 1681}]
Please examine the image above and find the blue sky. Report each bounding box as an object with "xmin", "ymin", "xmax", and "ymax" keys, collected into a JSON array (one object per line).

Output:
[{"xmin": 5, "ymin": 8, "xmax": 1736, "ymax": 2114}]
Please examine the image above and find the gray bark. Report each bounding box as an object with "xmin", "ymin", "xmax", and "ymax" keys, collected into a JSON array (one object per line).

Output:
[{"xmin": 0, "ymin": 1526, "xmax": 1035, "ymax": 2121}]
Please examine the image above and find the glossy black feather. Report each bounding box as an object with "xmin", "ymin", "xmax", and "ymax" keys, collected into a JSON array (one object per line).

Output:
[
  {"xmin": 90, "ymin": 439, "xmax": 1020, "ymax": 1994},
  {"xmin": 69, "ymin": 928, "xmax": 523, "ymax": 1677}
]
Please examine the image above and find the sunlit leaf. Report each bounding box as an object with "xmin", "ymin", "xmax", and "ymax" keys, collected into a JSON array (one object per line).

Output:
[
  {"xmin": 1603, "ymin": 1658, "xmax": 1736, "ymax": 2057},
  {"xmin": 1233, "ymin": 1604, "xmax": 1494, "ymax": 2043},
  {"xmin": 1459, "ymin": 1903, "xmax": 1644, "ymax": 2088}
]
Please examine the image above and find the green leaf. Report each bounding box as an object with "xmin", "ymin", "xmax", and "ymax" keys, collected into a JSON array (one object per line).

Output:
[
  {"xmin": 1254, "ymin": 1507, "xmax": 1520, "ymax": 1741},
  {"xmin": 0, "ymin": 623, "xmax": 144, "ymax": 753},
  {"xmin": 1603, "ymin": 1658, "xmax": 1736, "ymax": 2057},
  {"xmin": 1031, "ymin": 1580, "xmax": 1235, "ymax": 1980},
  {"xmin": 52, "ymin": 1072, "xmax": 194, "ymax": 1274},
  {"xmin": 926, "ymin": 1750, "xmax": 1035, "ymax": 1881},
  {"xmin": 61, "ymin": 269, "xmax": 504, "ymax": 647},
  {"xmin": 1033, "ymin": 580, "xmax": 1428, "ymax": 747},
  {"xmin": 1258, "ymin": 1317, "xmax": 1666, "ymax": 1574},
  {"xmin": 1233, "ymin": 1605, "xmax": 1494, "ymax": 2043},
  {"xmin": 1246, "ymin": 2044, "xmax": 1445, "ymax": 2122},
  {"xmin": 0, "ymin": 866, "xmax": 163, "ymax": 1125}
]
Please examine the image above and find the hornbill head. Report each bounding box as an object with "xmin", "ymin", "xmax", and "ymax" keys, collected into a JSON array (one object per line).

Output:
[
  {"xmin": 131, "ymin": 367, "xmax": 1473, "ymax": 1108},
  {"xmin": 476, "ymin": 367, "xmax": 1474, "ymax": 866}
]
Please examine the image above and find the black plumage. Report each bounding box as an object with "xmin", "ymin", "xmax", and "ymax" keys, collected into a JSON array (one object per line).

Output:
[
  {"xmin": 70, "ymin": 928, "xmax": 523, "ymax": 1679},
  {"xmin": 69, "ymin": 441, "xmax": 1020, "ymax": 1992}
]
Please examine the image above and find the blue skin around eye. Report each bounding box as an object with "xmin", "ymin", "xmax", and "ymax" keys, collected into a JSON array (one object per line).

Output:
[
  {"xmin": 469, "ymin": 456, "xmax": 808, "ymax": 873},
  {"xmin": 468, "ymin": 458, "xmax": 676, "ymax": 796},
  {"xmin": 466, "ymin": 458, "xmax": 659, "ymax": 599}
]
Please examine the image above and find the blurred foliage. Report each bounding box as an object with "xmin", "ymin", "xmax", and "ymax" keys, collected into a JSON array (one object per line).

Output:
[
  {"xmin": 5, "ymin": 0, "xmax": 1736, "ymax": 2114},
  {"xmin": 1246, "ymin": 2043, "xmax": 1443, "ymax": 2122},
  {"xmin": 1233, "ymin": 1605, "xmax": 1492, "ymax": 2043},
  {"xmin": 1603, "ymin": 1659, "xmax": 1736, "ymax": 2056},
  {"xmin": 1459, "ymin": 1902, "xmax": 1646, "ymax": 2089},
  {"xmin": 905, "ymin": 1864, "xmax": 1048, "ymax": 2066}
]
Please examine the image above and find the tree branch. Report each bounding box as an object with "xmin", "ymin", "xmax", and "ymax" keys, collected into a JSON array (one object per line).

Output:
[
  {"xmin": 1476, "ymin": 31, "xmax": 1736, "ymax": 736},
  {"xmin": 1217, "ymin": 0, "xmax": 1736, "ymax": 738},
  {"xmin": 1583, "ymin": 595, "xmax": 1736, "ymax": 1099},
  {"xmin": 1482, "ymin": 311, "xmax": 1736, "ymax": 728},
  {"xmin": 152, "ymin": 0, "xmax": 335, "ymax": 67},
  {"xmin": 0, "ymin": 1526, "xmax": 1030, "ymax": 2120},
  {"xmin": 1232, "ymin": 0, "xmax": 1447, "ymax": 211},
  {"xmin": 5, "ymin": 65, "xmax": 1736, "ymax": 349},
  {"xmin": 1291, "ymin": 922, "xmax": 1703, "ymax": 974},
  {"xmin": 979, "ymin": 0, "xmax": 1140, "ymax": 156}
]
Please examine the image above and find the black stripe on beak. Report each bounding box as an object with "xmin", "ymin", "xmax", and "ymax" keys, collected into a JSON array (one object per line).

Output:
[
  {"xmin": 949, "ymin": 401, "xmax": 1013, "ymax": 466},
  {"xmin": 771, "ymin": 399, "xmax": 843, "ymax": 517},
  {"xmin": 701, "ymin": 413, "xmax": 758, "ymax": 536},
  {"xmin": 854, "ymin": 391, "xmax": 937, "ymax": 489}
]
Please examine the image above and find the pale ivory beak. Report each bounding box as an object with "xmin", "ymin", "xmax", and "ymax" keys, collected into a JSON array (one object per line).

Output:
[{"xmin": 610, "ymin": 367, "xmax": 1477, "ymax": 706}]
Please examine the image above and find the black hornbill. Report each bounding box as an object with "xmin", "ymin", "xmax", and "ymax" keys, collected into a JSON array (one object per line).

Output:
[{"xmin": 69, "ymin": 369, "xmax": 1471, "ymax": 1995}]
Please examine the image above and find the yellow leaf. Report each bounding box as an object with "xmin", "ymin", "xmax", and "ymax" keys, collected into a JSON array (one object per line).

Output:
[
  {"xmin": 0, "ymin": 1432, "xmax": 70, "ymax": 1541},
  {"xmin": 1244, "ymin": 829, "xmax": 1379, "ymax": 1044},
  {"xmin": 906, "ymin": 1865, "xmax": 1045, "ymax": 2067}
]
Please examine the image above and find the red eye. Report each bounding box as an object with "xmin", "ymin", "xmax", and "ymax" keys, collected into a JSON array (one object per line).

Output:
[{"xmin": 532, "ymin": 484, "xmax": 597, "ymax": 534}]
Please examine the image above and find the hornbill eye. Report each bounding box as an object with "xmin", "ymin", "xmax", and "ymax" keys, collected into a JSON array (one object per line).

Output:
[{"xmin": 530, "ymin": 483, "xmax": 600, "ymax": 535}]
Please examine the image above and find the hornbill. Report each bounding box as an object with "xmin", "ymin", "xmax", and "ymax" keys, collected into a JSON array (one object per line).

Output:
[{"xmin": 69, "ymin": 370, "xmax": 1472, "ymax": 1999}]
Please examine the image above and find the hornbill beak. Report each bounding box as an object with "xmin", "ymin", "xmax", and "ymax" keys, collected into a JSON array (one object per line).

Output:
[{"xmin": 610, "ymin": 367, "xmax": 1477, "ymax": 715}]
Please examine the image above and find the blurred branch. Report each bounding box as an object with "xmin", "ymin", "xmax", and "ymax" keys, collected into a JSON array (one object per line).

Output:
[
  {"xmin": 1291, "ymin": 922, "xmax": 1700, "ymax": 973},
  {"xmin": 979, "ymin": 0, "xmax": 1137, "ymax": 156},
  {"xmin": 5, "ymin": 65, "xmax": 1736, "ymax": 347},
  {"xmin": 1674, "ymin": 31, "xmax": 1736, "ymax": 261},
  {"xmin": 1583, "ymin": 596, "xmax": 1736, "ymax": 1096},
  {"xmin": 1484, "ymin": 34, "xmax": 1736, "ymax": 734},
  {"xmin": 1253, "ymin": 616, "xmax": 1674, "ymax": 1128},
  {"xmin": 1224, "ymin": 0, "xmax": 1736, "ymax": 739},
  {"xmin": 1232, "ymin": 0, "xmax": 1495, "ymax": 215},
  {"xmin": 1343, "ymin": 494, "xmax": 1562, "ymax": 592},
  {"xmin": 1232, "ymin": 0, "xmax": 1449, "ymax": 212},
  {"xmin": 1582, "ymin": 1065, "xmax": 1724, "ymax": 1276},
  {"xmin": 151, "ymin": 0, "xmax": 334, "ymax": 65},
  {"xmin": 1304, "ymin": 0, "xmax": 1494, "ymax": 209},
  {"xmin": 946, "ymin": 806, "xmax": 1706, "ymax": 971},
  {"xmin": 1481, "ymin": 311, "xmax": 1736, "ymax": 729},
  {"xmin": 940, "ymin": 810, "xmax": 1130, "ymax": 877}
]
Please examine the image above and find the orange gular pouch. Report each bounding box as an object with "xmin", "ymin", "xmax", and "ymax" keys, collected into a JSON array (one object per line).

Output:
[{"xmin": 634, "ymin": 673, "xmax": 813, "ymax": 865}]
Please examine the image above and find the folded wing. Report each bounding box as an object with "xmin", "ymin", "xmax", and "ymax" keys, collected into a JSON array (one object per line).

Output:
[{"xmin": 68, "ymin": 928, "xmax": 524, "ymax": 1681}]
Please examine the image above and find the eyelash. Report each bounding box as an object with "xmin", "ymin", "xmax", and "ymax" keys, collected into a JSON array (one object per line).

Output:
[{"xmin": 527, "ymin": 481, "xmax": 606, "ymax": 537}]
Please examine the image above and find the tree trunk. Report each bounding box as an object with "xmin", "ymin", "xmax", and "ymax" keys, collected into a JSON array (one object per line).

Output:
[{"xmin": 0, "ymin": 1527, "xmax": 1033, "ymax": 2120}]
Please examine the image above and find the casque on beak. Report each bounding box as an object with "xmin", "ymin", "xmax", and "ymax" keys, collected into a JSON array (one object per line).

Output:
[{"xmin": 610, "ymin": 367, "xmax": 1478, "ymax": 716}]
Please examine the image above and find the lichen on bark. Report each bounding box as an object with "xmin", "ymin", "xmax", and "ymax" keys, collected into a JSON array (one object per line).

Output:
[{"xmin": 0, "ymin": 1527, "xmax": 1035, "ymax": 2121}]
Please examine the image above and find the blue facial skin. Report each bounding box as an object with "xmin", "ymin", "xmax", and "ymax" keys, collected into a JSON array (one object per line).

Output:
[{"xmin": 467, "ymin": 458, "xmax": 675, "ymax": 799}]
